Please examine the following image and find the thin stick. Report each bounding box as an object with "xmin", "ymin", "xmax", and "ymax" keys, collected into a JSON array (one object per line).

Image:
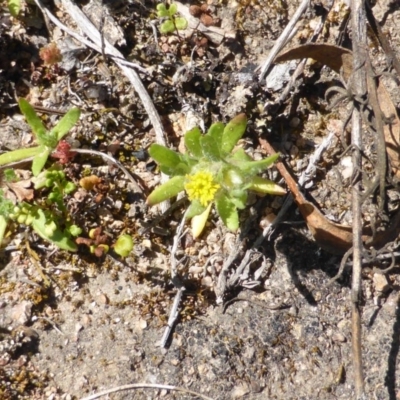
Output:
[
  {"xmin": 276, "ymin": 1, "xmax": 333, "ymax": 105},
  {"xmin": 350, "ymin": 0, "xmax": 367, "ymax": 396},
  {"xmin": 258, "ymin": 0, "xmax": 310, "ymax": 81},
  {"xmin": 160, "ymin": 212, "xmax": 187, "ymax": 347},
  {"xmin": 32, "ymin": 0, "xmax": 148, "ymax": 74},
  {"xmin": 80, "ymin": 383, "xmax": 214, "ymax": 400}
]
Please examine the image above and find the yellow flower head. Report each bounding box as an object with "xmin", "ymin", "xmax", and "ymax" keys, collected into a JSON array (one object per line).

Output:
[{"xmin": 184, "ymin": 171, "xmax": 220, "ymax": 207}]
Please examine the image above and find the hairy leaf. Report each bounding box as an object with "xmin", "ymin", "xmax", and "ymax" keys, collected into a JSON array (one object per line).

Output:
[
  {"xmin": 147, "ymin": 175, "xmax": 185, "ymax": 205},
  {"xmin": 0, "ymin": 146, "xmax": 42, "ymax": 166},
  {"xmin": 206, "ymin": 122, "xmax": 224, "ymax": 150},
  {"xmin": 235, "ymin": 153, "xmax": 280, "ymax": 176},
  {"xmin": 185, "ymin": 200, "xmax": 206, "ymax": 219},
  {"xmin": 221, "ymin": 113, "xmax": 247, "ymax": 155},
  {"xmin": 32, "ymin": 146, "xmax": 51, "ymax": 176},
  {"xmin": 215, "ymin": 194, "xmax": 239, "ymax": 231},
  {"xmin": 200, "ymin": 135, "xmax": 221, "ymax": 161},
  {"xmin": 50, "ymin": 107, "xmax": 80, "ymax": 141},
  {"xmin": 184, "ymin": 127, "xmax": 203, "ymax": 158},
  {"xmin": 18, "ymin": 98, "xmax": 47, "ymax": 141},
  {"xmin": 149, "ymin": 144, "xmax": 183, "ymax": 168},
  {"xmin": 248, "ymin": 176, "xmax": 286, "ymax": 195}
]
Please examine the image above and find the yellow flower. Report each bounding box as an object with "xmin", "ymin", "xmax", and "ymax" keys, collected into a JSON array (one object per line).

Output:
[{"xmin": 184, "ymin": 171, "xmax": 220, "ymax": 207}]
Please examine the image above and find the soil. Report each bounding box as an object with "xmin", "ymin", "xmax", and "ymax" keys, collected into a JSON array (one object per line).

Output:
[{"xmin": 1, "ymin": 0, "xmax": 400, "ymax": 399}]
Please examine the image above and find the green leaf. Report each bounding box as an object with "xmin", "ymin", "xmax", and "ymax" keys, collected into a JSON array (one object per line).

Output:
[
  {"xmin": 215, "ymin": 194, "xmax": 239, "ymax": 231},
  {"xmin": 160, "ymin": 163, "xmax": 190, "ymax": 176},
  {"xmin": 147, "ymin": 175, "xmax": 185, "ymax": 205},
  {"xmin": 0, "ymin": 189, "xmax": 14, "ymax": 219},
  {"xmin": 149, "ymin": 144, "xmax": 183, "ymax": 168},
  {"xmin": 248, "ymin": 176, "xmax": 286, "ymax": 195},
  {"xmin": 32, "ymin": 146, "xmax": 51, "ymax": 176},
  {"xmin": 114, "ymin": 234, "xmax": 134, "ymax": 258},
  {"xmin": 169, "ymin": 3, "xmax": 177, "ymax": 15},
  {"xmin": 18, "ymin": 98, "xmax": 47, "ymax": 141},
  {"xmin": 235, "ymin": 153, "xmax": 280, "ymax": 176},
  {"xmin": 206, "ymin": 122, "xmax": 224, "ymax": 149},
  {"xmin": 156, "ymin": 3, "xmax": 169, "ymax": 17},
  {"xmin": 220, "ymin": 113, "xmax": 247, "ymax": 155},
  {"xmin": 68, "ymin": 225, "xmax": 82, "ymax": 237},
  {"xmin": 228, "ymin": 148, "xmax": 252, "ymax": 162},
  {"xmin": 50, "ymin": 107, "xmax": 80, "ymax": 141},
  {"xmin": 221, "ymin": 167, "xmax": 245, "ymax": 190},
  {"xmin": 229, "ymin": 190, "xmax": 248, "ymax": 209},
  {"xmin": 185, "ymin": 200, "xmax": 206, "ymax": 219},
  {"xmin": 8, "ymin": 0, "xmax": 21, "ymax": 17},
  {"xmin": 200, "ymin": 135, "xmax": 221, "ymax": 161},
  {"xmin": 174, "ymin": 17, "xmax": 187, "ymax": 30},
  {"xmin": 191, "ymin": 203, "xmax": 212, "ymax": 239},
  {"xmin": 0, "ymin": 146, "xmax": 42, "ymax": 166},
  {"xmin": 184, "ymin": 127, "xmax": 203, "ymax": 158},
  {"xmin": 31, "ymin": 209, "xmax": 77, "ymax": 252},
  {"xmin": 160, "ymin": 20, "xmax": 175, "ymax": 34}
]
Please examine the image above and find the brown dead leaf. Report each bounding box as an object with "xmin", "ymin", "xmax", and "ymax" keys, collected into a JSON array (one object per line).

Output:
[
  {"xmin": 260, "ymin": 138, "xmax": 400, "ymax": 254},
  {"xmin": 274, "ymin": 43, "xmax": 353, "ymax": 80},
  {"xmin": 260, "ymin": 138, "xmax": 356, "ymax": 254},
  {"xmin": 7, "ymin": 179, "xmax": 34, "ymax": 202}
]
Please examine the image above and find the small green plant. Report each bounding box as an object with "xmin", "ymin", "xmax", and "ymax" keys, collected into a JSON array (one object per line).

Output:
[
  {"xmin": 114, "ymin": 234, "xmax": 134, "ymax": 258},
  {"xmin": 156, "ymin": 3, "xmax": 188, "ymax": 34},
  {"xmin": 147, "ymin": 114, "xmax": 285, "ymax": 238},
  {"xmin": 0, "ymin": 168, "xmax": 81, "ymax": 252},
  {"xmin": 0, "ymin": 189, "xmax": 14, "ymax": 249},
  {"xmin": 8, "ymin": 0, "xmax": 22, "ymax": 17},
  {"xmin": 33, "ymin": 166, "xmax": 77, "ymax": 211},
  {"xmin": 0, "ymin": 99, "xmax": 80, "ymax": 176}
]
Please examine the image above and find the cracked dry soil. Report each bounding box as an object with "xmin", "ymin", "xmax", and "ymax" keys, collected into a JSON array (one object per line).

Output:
[{"xmin": 1, "ymin": 0, "xmax": 400, "ymax": 399}]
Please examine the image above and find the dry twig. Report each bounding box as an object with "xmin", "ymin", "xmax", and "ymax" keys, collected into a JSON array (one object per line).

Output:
[
  {"xmin": 80, "ymin": 383, "xmax": 214, "ymax": 400},
  {"xmin": 160, "ymin": 212, "xmax": 187, "ymax": 348},
  {"xmin": 350, "ymin": 0, "xmax": 367, "ymax": 396},
  {"xmin": 258, "ymin": 0, "xmax": 310, "ymax": 81}
]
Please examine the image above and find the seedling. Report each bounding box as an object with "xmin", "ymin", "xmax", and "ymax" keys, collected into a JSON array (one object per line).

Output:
[
  {"xmin": 0, "ymin": 99, "xmax": 80, "ymax": 176},
  {"xmin": 76, "ymin": 227, "xmax": 110, "ymax": 257},
  {"xmin": 114, "ymin": 234, "xmax": 134, "ymax": 258},
  {"xmin": 8, "ymin": 0, "xmax": 22, "ymax": 17},
  {"xmin": 0, "ymin": 168, "xmax": 81, "ymax": 252},
  {"xmin": 156, "ymin": 3, "xmax": 188, "ymax": 34},
  {"xmin": 33, "ymin": 166, "xmax": 77, "ymax": 212},
  {"xmin": 147, "ymin": 114, "xmax": 285, "ymax": 238}
]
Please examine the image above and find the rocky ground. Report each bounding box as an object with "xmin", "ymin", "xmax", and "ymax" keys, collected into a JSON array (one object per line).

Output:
[{"xmin": 1, "ymin": 0, "xmax": 400, "ymax": 399}]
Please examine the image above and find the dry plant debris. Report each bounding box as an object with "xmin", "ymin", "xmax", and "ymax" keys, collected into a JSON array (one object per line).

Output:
[{"xmin": 1, "ymin": 0, "xmax": 400, "ymax": 399}]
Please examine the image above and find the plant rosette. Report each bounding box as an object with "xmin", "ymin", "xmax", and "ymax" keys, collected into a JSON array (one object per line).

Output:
[{"xmin": 147, "ymin": 114, "xmax": 285, "ymax": 238}]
